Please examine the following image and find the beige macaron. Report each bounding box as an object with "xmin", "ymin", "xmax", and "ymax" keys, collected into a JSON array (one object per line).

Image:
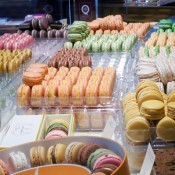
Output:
[
  {"xmin": 125, "ymin": 116, "xmax": 151, "ymax": 142},
  {"xmin": 156, "ymin": 116, "xmax": 175, "ymax": 141}
]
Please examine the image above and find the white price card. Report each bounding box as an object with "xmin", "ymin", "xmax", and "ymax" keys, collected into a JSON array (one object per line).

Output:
[
  {"xmin": 102, "ymin": 116, "xmax": 117, "ymax": 138},
  {"xmin": 140, "ymin": 143, "xmax": 155, "ymax": 175}
]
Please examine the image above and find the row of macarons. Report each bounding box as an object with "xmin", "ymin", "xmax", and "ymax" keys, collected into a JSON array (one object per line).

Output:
[
  {"xmin": 122, "ymin": 80, "xmax": 175, "ymax": 142},
  {"xmin": 0, "ymin": 49, "xmax": 32, "ymax": 73},
  {"xmin": 137, "ymin": 53, "xmax": 175, "ymax": 85},
  {"xmin": 18, "ymin": 65, "xmax": 116, "ymax": 106},
  {"xmin": 48, "ymin": 48, "xmax": 92, "ymax": 69},
  {"xmin": 0, "ymin": 33, "xmax": 34, "ymax": 51},
  {"xmin": 139, "ymin": 46, "xmax": 175, "ymax": 58},
  {"xmin": 65, "ymin": 33, "xmax": 137, "ymax": 52},
  {"xmin": 0, "ymin": 142, "xmax": 122, "ymax": 175},
  {"xmin": 145, "ymin": 32, "xmax": 175, "ymax": 48}
]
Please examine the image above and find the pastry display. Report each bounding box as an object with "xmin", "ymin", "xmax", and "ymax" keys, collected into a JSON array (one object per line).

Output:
[
  {"xmin": 48, "ymin": 48, "xmax": 92, "ymax": 69},
  {"xmin": 122, "ymin": 80, "xmax": 175, "ymax": 142},
  {"xmin": 69, "ymin": 33, "xmax": 137, "ymax": 52},
  {"xmin": 17, "ymin": 66, "xmax": 116, "ymax": 106}
]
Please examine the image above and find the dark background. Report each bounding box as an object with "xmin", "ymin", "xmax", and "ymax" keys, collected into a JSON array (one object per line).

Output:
[{"xmin": 0, "ymin": 0, "xmax": 175, "ymax": 23}]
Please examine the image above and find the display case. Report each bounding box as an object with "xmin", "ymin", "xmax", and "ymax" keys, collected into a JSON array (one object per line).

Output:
[{"xmin": 0, "ymin": 1, "xmax": 175, "ymax": 175}]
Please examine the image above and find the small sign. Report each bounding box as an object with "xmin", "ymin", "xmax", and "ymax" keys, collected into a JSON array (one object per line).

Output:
[
  {"xmin": 140, "ymin": 143, "xmax": 155, "ymax": 175},
  {"xmin": 102, "ymin": 116, "xmax": 117, "ymax": 138}
]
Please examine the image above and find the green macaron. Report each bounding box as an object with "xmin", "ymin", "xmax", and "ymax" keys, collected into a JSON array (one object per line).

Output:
[{"xmin": 87, "ymin": 148, "xmax": 115, "ymax": 170}]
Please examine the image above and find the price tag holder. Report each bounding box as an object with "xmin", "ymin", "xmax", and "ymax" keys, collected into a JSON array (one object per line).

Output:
[
  {"xmin": 140, "ymin": 143, "xmax": 155, "ymax": 175},
  {"xmin": 102, "ymin": 116, "xmax": 117, "ymax": 139}
]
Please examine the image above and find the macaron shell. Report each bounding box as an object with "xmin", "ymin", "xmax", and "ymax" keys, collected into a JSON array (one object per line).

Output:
[
  {"xmin": 37, "ymin": 146, "xmax": 46, "ymax": 165},
  {"xmin": 55, "ymin": 143, "xmax": 66, "ymax": 163},
  {"xmin": 156, "ymin": 116, "xmax": 175, "ymax": 141}
]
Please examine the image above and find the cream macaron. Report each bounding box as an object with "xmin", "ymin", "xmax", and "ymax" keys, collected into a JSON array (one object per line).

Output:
[{"xmin": 125, "ymin": 116, "xmax": 151, "ymax": 142}]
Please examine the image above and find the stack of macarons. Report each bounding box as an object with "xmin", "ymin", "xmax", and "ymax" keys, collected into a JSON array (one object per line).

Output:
[
  {"xmin": 45, "ymin": 119, "xmax": 69, "ymax": 139},
  {"xmin": 65, "ymin": 143, "xmax": 122, "ymax": 175},
  {"xmin": 122, "ymin": 80, "xmax": 175, "ymax": 142},
  {"xmin": 137, "ymin": 53, "xmax": 175, "ymax": 85},
  {"xmin": 22, "ymin": 64, "xmax": 48, "ymax": 87},
  {"xmin": 145, "ymin": 32, "xmax": 175, "ymax": 48},
  {"xmin": 0, "ymin": 49, "xmax": 32, "ymax": 74},
  {"xmin": 157, "ymin": 19, "xmax": 175, "ymax": 33},
  {"xmin": 139, "ymin": 45, "xmax": 175, "ymax": 58},
  {"xmin": 19, "ymin": 14, "xmax": 68, "ymax": 39},
  {"xmin": 48, "ymin": 48, "xmax": 92, "ymax": 69},
  {"xmin": 0, "ymin": 33, "xmax": 34, "ymax": 50},
  {"xmin": 18, "ymin": 66, "xmax": 116, "ymax": 106},
  {"xmin": 0, "ymin": 142, "xmax": 123, "ymax": 174},
  {"xmin": 71, "ymin": 33, "xmax": 137, "ymax": 52}
]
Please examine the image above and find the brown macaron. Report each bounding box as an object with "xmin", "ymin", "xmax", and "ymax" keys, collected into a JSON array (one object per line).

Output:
[{"xmin": 77, "ymin": 144, "xmax": 101, "ymax": 166}]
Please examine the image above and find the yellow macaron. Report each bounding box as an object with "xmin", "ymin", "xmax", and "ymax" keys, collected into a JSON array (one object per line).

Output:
[
  {"xmin": 167, "ymin": 102, "xmax": 175, "ymax": 119},
  {"xmin": 156, "ymin": 116, "xmax": 175, "ymax": 141},
  {"xmin": 126, "ymin": 116, "xmax": 151, "ymax": 142},
  {"xmin": 140, "ymin": 100, "xmax": 165, "ymax": 120}
]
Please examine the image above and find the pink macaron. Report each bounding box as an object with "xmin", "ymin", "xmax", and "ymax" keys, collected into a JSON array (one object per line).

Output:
[
  {"xmin": 93, "ymin": 154, "xmax": 122, "ymax": 170},
  {"xmin": 45, "ymin": 130, "xmax": 67, "ymax": 140}
]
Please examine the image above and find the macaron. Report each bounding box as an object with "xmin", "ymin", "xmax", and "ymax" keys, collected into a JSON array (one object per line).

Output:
[
  {"xmin": 45, "ymin": 130, "xmax": 67, "ymax": 140},
  {"xmin": 9, "ymin": 151, "xmax": 28, "ymax": 171},
  {"xmin": 140, "ymin": 100, "xmax": 165, "ymax": 120},
  {"xmin": 93, "ymin": 154, "xmax": 122, "ymax": 170},
  {"xmin": 87, "ymin": 148, "xmax": 114, "ymax": 170},
  {"xmin": 39, "ymin": 16, "xmax": 49, "ymax": 30},
  {"xmin": 29, "ymin": 146, "xmax": 46, "ymax": 167},
  {"xmin": 0, "ymin": 159, "xmax": 9, "ymax": 175},
  {"xmin": 65, "ymin": 142, "xmax": 85, "ymax": 163},
  {"xmin": 126, "ymin": 116, "xmax": 151, "ymax": 142},
  {"xmin": 167, "ymin": 102, "xmax": 175, "ymax": 119},
  {"xmin": 22, "ymin": 72, "xmax": 43, "ymax": 87},
  {"xmin": 47, "ymin": 143, "xmax": 66, "ymax": 164},
  {"xmin": 137, "ymin": 87, "xmax": 163, "ymax": 108},
  {"xmin": 77, "ymin": 143, "xmax": 101, "ymax": 166},
  {"xmin": 167, "ymin": 90, "xmax": 175, "ymax": 102},
  {"xmin": 39, "ymin": 30, "xmax": 47, "ymax": 38},
  {"xmin": 92, "ymin": 164, "xmax": 117, "ymax": 175},
  {"xmin": 156, "ymin": 116, "xmax": 175, "ymax": 141}
]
